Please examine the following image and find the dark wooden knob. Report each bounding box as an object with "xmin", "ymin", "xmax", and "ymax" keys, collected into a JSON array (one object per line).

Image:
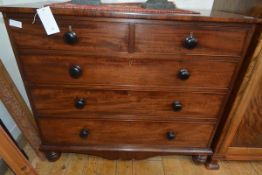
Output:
[
  {"xmin": 63, "ymin": 31, "xmax": 78, "ymax": 44},
  {"xmin": 166, "ymin": 131, "xmax": 176, "ymax": 140},
  {"xmin": 75, "ymin": 98, "xmax": 86, "ymax": 109},
  {"xmin": 79, "ymin": 129, "xmax": 89, "ymax": 138},
  {"xmin": 178, "ymin": 69, "xmax": 190, "ymax": 80},
  {"xmin": 69, "ymin": 65, "xmax": 82, "ymax": 78},
  {"xmin": 184, "ymin": 33, "xmax": 198, "ymax": 49},
  {"xmin": 172, "ymin": 101, "xmax": 182, "ymax": 111}
]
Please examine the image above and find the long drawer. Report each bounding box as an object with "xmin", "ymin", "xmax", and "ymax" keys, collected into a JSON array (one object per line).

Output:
[
  {"xmin": 38, "ymin": 118, "xmax": 215, "ymax": 148},
  {"xmin": 8, "ymin": 15, "xmax": 250, "ymax": 56},
  {"xmin": 20, "ymin": 55, "xmax": 237, "ymax": 89},
  {"xmin": 30, "ymin": 87, "xmax": 225, "ymax": 119}
]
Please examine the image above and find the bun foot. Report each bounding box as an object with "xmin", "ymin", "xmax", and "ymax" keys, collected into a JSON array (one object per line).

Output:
[
  {"xmin": 192, "ymin": 155, "xmax": 208, "ymax": 164},
  {"xmin": 205, "ymin": 159, "xmax": 220, "ymax": 170},
  {"xmin": 44, "ymin": 151, "xmax": 61, "ymax": 162}
]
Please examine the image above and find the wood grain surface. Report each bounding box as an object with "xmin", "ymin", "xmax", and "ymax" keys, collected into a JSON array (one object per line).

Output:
[
  {"xmin": 10, "ymin": 17, "xmax": 129, "ymax": 53},
  {"xmin": 0, "ymin": 126, "xmax": 38, "ymax": 175},
  {"xmin": 231, "ymin": 34, "xmax": 262, "ymax": 147},
  {"xmin": 7, "ymin": 15, "xmax": 253, "ymax": 57},
  {"xmin": 211, "ymin": 32, "xmax": 262, "ymax": 160},
  {"xmin": 135, "ymin": 23, "xmax": 251, "ymax": 57},
  {"xmin": 20, "ymin": 55, "xmax": 238, "ymax": 90},
  {"xmin": 38, "ymin": 118, "xmax": 215, "ymax": 148},
  {"xmin": 30, "ymin": 87, "xmax": 225, "ymax": 120}
]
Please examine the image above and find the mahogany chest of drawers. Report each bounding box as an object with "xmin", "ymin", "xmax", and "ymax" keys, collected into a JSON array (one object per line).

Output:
[{"xmin": 1, "ymin": 3, "xmax": 261, "ymax": 168}]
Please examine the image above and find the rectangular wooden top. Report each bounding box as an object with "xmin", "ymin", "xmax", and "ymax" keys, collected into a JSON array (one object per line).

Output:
[{"xmin": 0, "ymin": 1, "xmax": 261, "ymax": 23}]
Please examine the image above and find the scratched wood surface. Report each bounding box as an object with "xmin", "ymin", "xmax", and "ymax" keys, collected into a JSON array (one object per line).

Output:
[{"xmin": 4, "ymin": 144, "xmax": 262, "ymax": 175}]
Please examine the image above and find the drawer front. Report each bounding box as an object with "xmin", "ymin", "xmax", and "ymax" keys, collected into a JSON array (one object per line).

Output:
[
  {"xmin": 9, "ymin": 16, "xmax": 251, "ymax": 56},
  {"xmin": 135, "ymin": 23, "xmax": 250, "ymax": 56},
  {"xmin": 31, "ymin": 88, "xmax": 225, "ymax": 119},
  {"xmin": 9, "ymin": 17, "xmax": 129, "ymax": 53},
  {"xmin": 38, "ymin": 118, "xmax": 215, "ymax": 148},
  {"xmin": 21, "ymin": 55, "xmax": 237, "ymax": 89}
]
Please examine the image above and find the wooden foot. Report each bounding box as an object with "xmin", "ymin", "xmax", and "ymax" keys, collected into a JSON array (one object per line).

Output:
[
  {"xmin": 44, "ymin": 151, "xmax": 61, "ymax": 162},
  {"xmin": 192, "ymin": 155, "xmax": 208, "ymax": 164},
  {"xmin": 205, "ymin": 159, "xmax": 220, "ymax": 170}
]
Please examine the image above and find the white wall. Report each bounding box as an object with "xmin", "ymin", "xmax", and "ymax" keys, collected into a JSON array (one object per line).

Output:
[
  {"xmin": 0, "ymin": 12, "xmax": 30, "ymax": 139},
  {"xmin": 175, "ymin": 0, "xmax": 214, "ymax": 10},
  {"xmin": 2, "ymin": 0, "xmax": 49, "ymax": 5}
]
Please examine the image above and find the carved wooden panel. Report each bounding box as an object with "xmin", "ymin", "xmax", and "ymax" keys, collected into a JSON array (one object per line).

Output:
[{"xmin": 0, "ymin": 60, "xmax": 44, "ymax": 160}]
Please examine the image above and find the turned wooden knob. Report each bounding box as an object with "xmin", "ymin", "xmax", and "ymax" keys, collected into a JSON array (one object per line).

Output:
[
  {"xmin": 64, "ymin": 31, "xmax": 78, "ymax": 44},
  {"xmin": 166, "ymin": 131, "xmax": 176, "ymax": 140},
  {"xmin": 64, "ymin": 26, "xmax": 78, "ymax": 44},
  {"xmin": 172, "ymin": 101, "xmax": 183, "ymax": 111},
  {"xmin": 79, "ymin": 129, "xmax": 89, "ymax": 138},
  {"xmin": 178, "ymin": 69, "xmax": 190, "ymax": 80},
  {"xmin": 75, "ymin": 98, "xmax": 86, "ymax": 109},
  {"xmin": 184, "ymin": 32, "xmax": 198, "ymax": 49},
  {"xmin": 69, "ymin": 65, "xmax": 82, "ymax": 78}
]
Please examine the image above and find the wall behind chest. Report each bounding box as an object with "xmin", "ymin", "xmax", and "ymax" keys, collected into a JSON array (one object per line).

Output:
[
  {"xmin": 0, "ymin": 12, "xmax": 29, "ymax": 139},
  {"xmin": 175, "ymin": 0, "xmax": 214, "ymax": 10},
  {"xmin": 2, "ymin": 0, "xmax": 67, "ymax": 5}
]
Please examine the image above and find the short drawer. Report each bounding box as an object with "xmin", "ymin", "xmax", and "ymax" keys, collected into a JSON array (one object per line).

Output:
[
  {"xmin": 31, "ymin": 87, "xmax": 225, "ymax": 119},
  {"xmin": 38, "ymin": 118, "xmax": 215, "ymax": 148},
  {"xmin": 9, "ymin": 17, "xmax": 129, "ymax": 53},
  {"xmin": 21, "ymin": 55, "xmax": 237, "ymax": 89},
  {"xmin": 135, "ymin": 23, "xmax": 251, "ymax": 56}
]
